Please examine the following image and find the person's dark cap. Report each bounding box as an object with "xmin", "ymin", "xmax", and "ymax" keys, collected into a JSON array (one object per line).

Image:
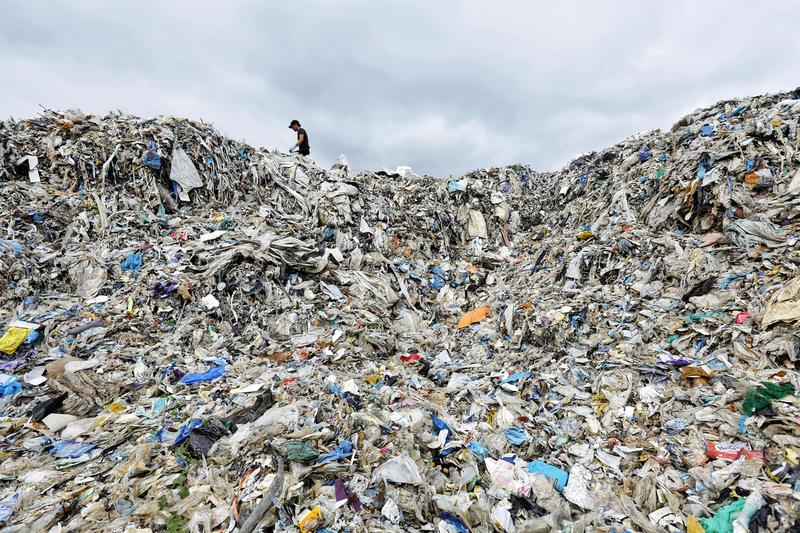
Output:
[{"xmin": 289, "ymin": 120, "xmax": 300, "ymax": 128}]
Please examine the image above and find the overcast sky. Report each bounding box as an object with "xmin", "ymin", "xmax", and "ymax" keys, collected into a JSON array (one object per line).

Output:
[{"xmin": 1, "ymin": 1, "xmax": 798, "ymax": 176}]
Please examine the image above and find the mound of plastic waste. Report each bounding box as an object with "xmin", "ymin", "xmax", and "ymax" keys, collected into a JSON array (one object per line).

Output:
[{"xmin": 0, "ymin": 87, "xmax": 799, "ymax": 531}]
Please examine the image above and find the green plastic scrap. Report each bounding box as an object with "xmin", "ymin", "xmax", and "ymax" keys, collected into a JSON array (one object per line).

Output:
[
  {"xmin": 683, "ymin": 310, "xmax": 726, "ymax": 324},
  {"xmin": 742, "ymin": 381, "xmax": 795, "ymax": 415},
  {"xmin": 284, "ymin": 440, "xmax": 319, "ymax": 463},
  {"xmin": 700, "ymin": 499, "xmax": 745, "ymax": 533}
]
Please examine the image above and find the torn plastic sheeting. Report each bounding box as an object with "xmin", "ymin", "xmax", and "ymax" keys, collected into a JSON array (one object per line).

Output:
[
  {"xmin": 169, "ymin": 146, "xmax": 204, "ymax": 191},
  {"xmin": 563, "ymin": 464, "xmax": 596, "ymax": 510},
  {"xmin": 706, "ymin": 442, "xmax": 764, "ymax": 462},
  {"xmin": 334, "ymin": 477, "xmax": 363, "ymax": 512},
  {"xmin": 0, "ymin": 239, "xmax": 24, "ymax": 255},
  {"xmin": 328, "ymin": 384, "xmax": 361, "ymax": 410},
  {"xmin": 156, "ymin": 418, "xmax": 202, "ymax": 446},
  {"xmin": 467, "ymin": 441, "xmax": 489, "ymax": 461},
  {"xmin": 298, "ymin": 506, "xmax": 323, "ymax": 533},
  {"xmin": 141, "ymin": 139, "xmax": 161, "ymax": 169},
  {"xmin": 285, "ymin": 440, "xmax": 320, "ymax": 464}
]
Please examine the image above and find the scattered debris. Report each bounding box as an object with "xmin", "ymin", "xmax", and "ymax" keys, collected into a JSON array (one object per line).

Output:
[{"xmin": 1, "ymin": 88, "xmax": 800, "ymax": 531}]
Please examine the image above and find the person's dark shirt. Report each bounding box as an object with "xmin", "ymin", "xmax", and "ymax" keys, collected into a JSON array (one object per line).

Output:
[{"xmin": 297, "ymin": 128, "xmax": 310, "ymax": 155}]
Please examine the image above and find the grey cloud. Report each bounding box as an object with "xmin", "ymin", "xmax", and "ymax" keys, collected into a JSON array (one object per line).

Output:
[{"xmin": 1, "ymin": 0, "xmax": 798, "ymax": 176}]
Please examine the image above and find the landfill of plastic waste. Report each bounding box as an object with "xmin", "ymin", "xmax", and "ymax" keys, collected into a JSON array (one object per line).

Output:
[{"xmin": 0, "ymin": 87, "xmax": 799, "ymax": 532}]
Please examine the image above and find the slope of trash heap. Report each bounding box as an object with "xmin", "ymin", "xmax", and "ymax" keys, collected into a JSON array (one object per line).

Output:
[{"xmin": 0, "ymin": 86, "xmax": 799, "ymax": 532}]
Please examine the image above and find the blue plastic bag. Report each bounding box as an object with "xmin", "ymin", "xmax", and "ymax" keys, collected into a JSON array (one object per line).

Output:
[{"xmin": 180, "ymin": 364, "xmax": 225, "ymax": 384}]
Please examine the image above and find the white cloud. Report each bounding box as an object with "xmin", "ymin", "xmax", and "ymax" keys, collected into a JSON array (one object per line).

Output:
[{"xmin": 1, "ymin": 0, "xmax": 798, "ymax": 175}]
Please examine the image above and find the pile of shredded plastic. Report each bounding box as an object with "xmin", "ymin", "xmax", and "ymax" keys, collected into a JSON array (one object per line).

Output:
[{"xmin": 1, "ymin": 88, "xmax": 800, "ymax": 532}]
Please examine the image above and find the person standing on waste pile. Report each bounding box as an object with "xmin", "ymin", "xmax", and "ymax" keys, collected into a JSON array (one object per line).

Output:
[{"xmin": 288, "ymin": 120, "xmax": 310, "ymax": 156}]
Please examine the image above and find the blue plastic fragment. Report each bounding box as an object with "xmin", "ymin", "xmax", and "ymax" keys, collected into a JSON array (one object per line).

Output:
[
  {"xmin": 317, "ymin": 439, "xmax": 353, "ymax": 463},
  {"xmin": 527, "ymin": 460, "xmax": 569, "ymax": 491},
  {"xmin": 430, "ymin": 267, "xmax": 447, "ymax": 291},
  {"xmin": 50, "ymin": 440, "xmax": 97, "ymax": 459},
  {"xmin": 180, "ymin": 364, "xmax": 225, "ymax": 384},
  {"xmin": 700, "ymin": 124, "xmax": 714, "ymax": 137},
  {"xmin": 466, "ymin": 441, "xmax": 489, "ymax": 461},
  {"xmin": 432, "ymin": 414, "xmax": 451, "ymax": 439},
  {"xmin": 0, "ymin": 374, "xmax": 22, "ymax": 397},
  {"xmin": 732, "ymin": 103, "xmax": 749, "ymax": 116},
  {"xmin": 328, "ymin": 384, "xmax": 361, "ymax": 410},
  {"xmin": 120, "ymin": 252, "xmax": 143, "ymax": 274},
  {"xmin": 500, "ymin": 371, "xmax": 531, "ymax": 384},
  {"xmin": 156, "ymin": 418, "xmax": 202, "ymax": 446},
  {"xmin": 438, "ymin": 512, "xmax": 471, "ymax": 533},
  {"xmin": 505, "ymin": 426, "xmax": 529, "ymax": 445},
  {"xmin": 0, "ymin": 240, "xmax": 24, "ymax": 255},
  {"xmin": 24, "ymin": 330, "xmax": 40, "ymax": 344},
  {"xmin": 141, "ymin": 140, "xmax": 161, "ymax": 170}
]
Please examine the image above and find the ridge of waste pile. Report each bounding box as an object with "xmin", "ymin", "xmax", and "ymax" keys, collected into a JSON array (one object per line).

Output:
[{"xmin": 0, "ymin": 87, "xmax": 799, "ymax": 532}]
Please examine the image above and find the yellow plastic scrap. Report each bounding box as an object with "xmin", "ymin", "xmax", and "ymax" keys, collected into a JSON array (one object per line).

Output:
[
  {"xmin": 686, "ymin": 515, "xmax": 705, "ymax": 533},
  {"xmin": 576, "ymin": 230, "xmax": 594, "ymax": 240},
  {"xmin": 0, "ymin": 327, "xmax": 31, "ymax": 355},
  {"xmin": 786, "ymin": 448, "xmax": 799, "ymax": 465},
  {"xmin": 299, "ymin": 506, "xmax": 323, "ymax": 533},
  {"xmin": 457, "ymin": 306, "xmax": 491, "ymax": 329},
  {"xmin": 127, "ymin": 297, "xmax": 137, "ymax": 317},
  {"xmin": 107, "ymin": 402, "xmax": 126, "ymax": 414}
]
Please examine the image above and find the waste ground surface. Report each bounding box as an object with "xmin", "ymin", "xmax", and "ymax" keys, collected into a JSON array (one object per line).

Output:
[{"xmin": 1, "ymin": 88, "xmax": 800, "ymax": 531}]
